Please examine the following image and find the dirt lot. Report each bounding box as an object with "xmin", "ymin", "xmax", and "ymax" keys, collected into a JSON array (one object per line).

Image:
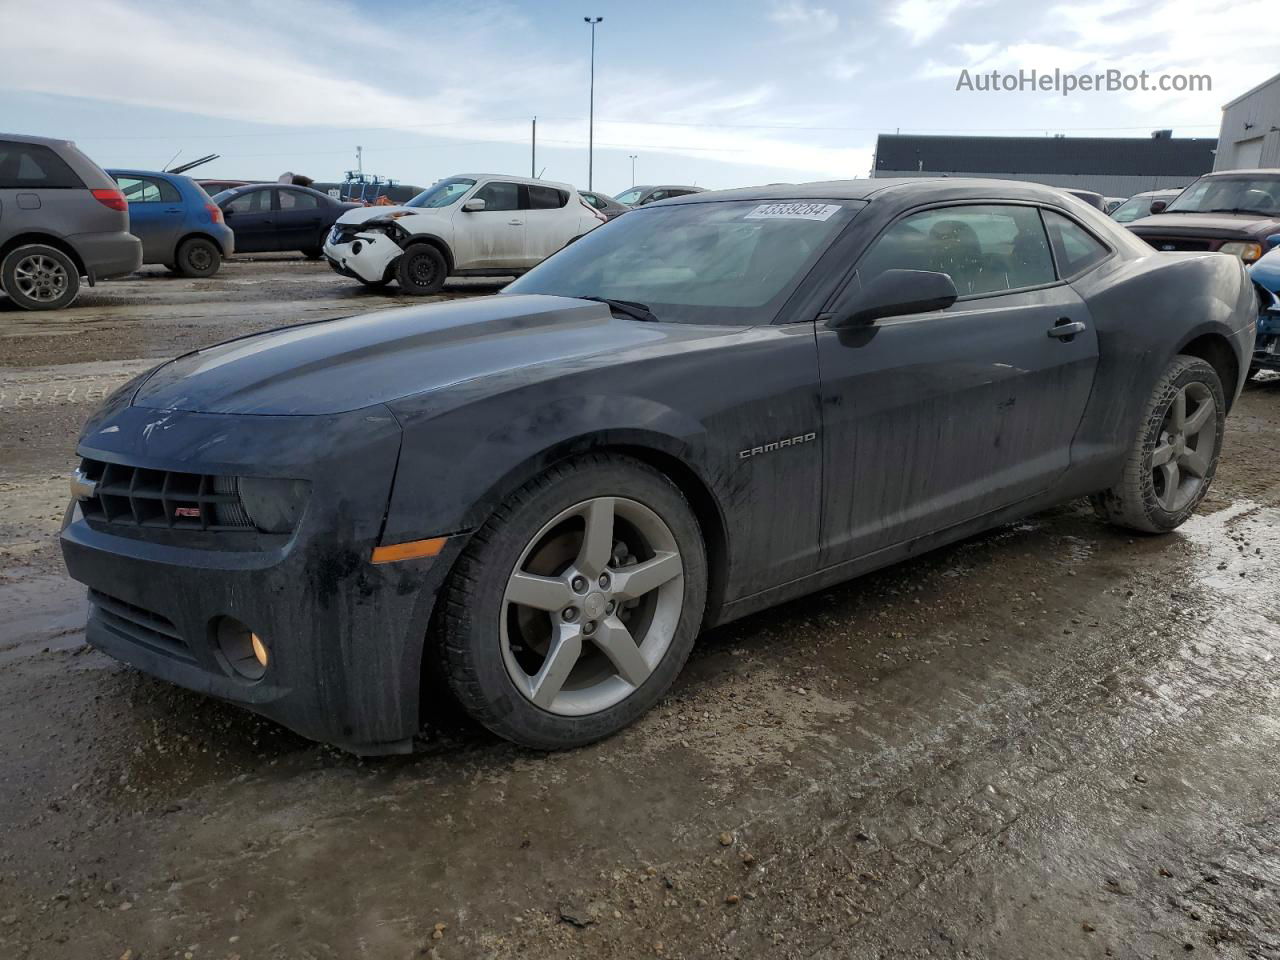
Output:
[{"xmin": 1, "ymin": 257, "xmax": 1277, "ymax": 960}]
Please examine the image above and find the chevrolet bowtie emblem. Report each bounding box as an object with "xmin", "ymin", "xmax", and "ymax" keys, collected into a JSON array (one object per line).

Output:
[{"xmin": 69, "ymin": 468, "xmax": 97, "ymax": 501}]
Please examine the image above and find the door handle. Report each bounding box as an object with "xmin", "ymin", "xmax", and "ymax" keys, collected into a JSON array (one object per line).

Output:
[
  {"xmin": 1048, "ymin": 319, "xmax": 1087, "ymax": 340},
  {"xmin": 164, "ymin": 207, "xmax": 182, "ymax": 214},
  {"xmin": 508, "ymin": 219, "xmax": 523, "ymax": 225}
]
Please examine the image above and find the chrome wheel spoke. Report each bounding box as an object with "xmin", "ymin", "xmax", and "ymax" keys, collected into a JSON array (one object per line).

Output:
[
  {"xmin": 1151, "ymin": 440, "xmax": 1175, "ymax": 467},
  {"xmin": 576, "ymin": 497, "xmax": 615, "ymax": 577},
  {"xmin": 1170, "ymin": 388, "xmax": 1187, "ymax": 431},
  {"xmin": 1183, "ymin": 396, "xmax": 1214, "ymax": 436},
  {"xmin": 1180, "ymin": 442, "xmax": 1212, "ymax": 479},
  {"xmin": 612, "ymin": 551, "xmax": 682, "ymax": 601},
  {"xmin": 506, "ymin": 572, "xmax": 574, "ymax": 612},
  {"xmin": 592, "ymin": 616, "xmax": 651, "ymax": 687},
  {"xmin": 528, "ymin": 625, "xmax": 583, "ymax": 708},
  {"xmin": 1157, "ymin": 461, "xmax": 1181, "ymax": 509}
]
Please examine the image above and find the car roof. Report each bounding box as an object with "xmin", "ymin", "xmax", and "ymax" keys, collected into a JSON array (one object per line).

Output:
[
  {"xmin": 1200, "ymin": 168, "xmax": 1280, "ymax": 177},
  {"xmin": 106, "ymin": 168, "xmax": 182, "ymax": 180},
  {"xmin": 0, "ymin": 131, "xmax": 75, "ymax": 147},
  {"xmin": 666, "ymin": 177, "xmax": 1081, "ymax": 205},
  {"xmin": 454, "ymin": 173, "xmax": 575, "ymax": 191}
]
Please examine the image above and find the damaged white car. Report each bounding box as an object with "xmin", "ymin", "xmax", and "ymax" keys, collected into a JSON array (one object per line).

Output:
[{"xmin": 323, "ymin": 174, "xmax": 606, "ymax": 294}]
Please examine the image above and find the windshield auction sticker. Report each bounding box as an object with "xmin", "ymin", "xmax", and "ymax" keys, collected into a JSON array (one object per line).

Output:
[{"xmin": 743, "ymin": 202, "xmax": 842, "ymax": 221}]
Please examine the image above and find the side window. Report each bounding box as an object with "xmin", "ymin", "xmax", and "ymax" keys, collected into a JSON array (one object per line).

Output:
[
  {"xmin": 858, "ymin": 204, "xmax": 1056, "ymax": 297},
  {"xmin": 1042, "ymin": 210, "xmax": 1110, "ymax": 277},
  {"xmin": 278, "ymin": 189, "xmax": 319, "ymax": 210},
  {"xmin": 0, "ymin": 140, "xmax": 83, "ymax": 189},
  {"xmin": 528, "ymin": 185, "xmax": 567, "ymax": 209},
  {"xmin": 114, "ymin": 176, "xmax": 179, "ymax": 203},
  {"xmin": 225, "ymin": 189, "xmax": 269, "ymax": 214},
  {"xmin": 583, "ymin": 193, "xmax": 605, "ymax": 210},
  {"xmin": 646, "ymin": 190, "xmax": 669, "ymax": 203},
  {"xmin": 473, "ymin": 181, "xmax": 520, "ymax": 211}
]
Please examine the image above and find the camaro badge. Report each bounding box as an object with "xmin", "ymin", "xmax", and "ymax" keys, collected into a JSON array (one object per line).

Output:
[{"xmin": 738, "ymin": 432, "xmax": 817, "ymax": 460}]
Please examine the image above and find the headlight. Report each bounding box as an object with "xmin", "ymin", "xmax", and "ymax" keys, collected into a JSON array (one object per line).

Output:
[
  {"xmin": 237, "ymin": 477, "xmax": 310, "ymax": 533},
  {"xmin": 1220, "ymin": 241, "xmax": 1263, "ymax": 263}
]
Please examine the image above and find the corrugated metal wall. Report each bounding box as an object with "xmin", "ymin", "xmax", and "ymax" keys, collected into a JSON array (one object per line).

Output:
[
  {"xmin": 1215, "ymin": 74, "xmax": 1280, "ymax": 171},
  {"xmin": 870, "ymin": 169, "xmax": 1194, "ymax": 197}
]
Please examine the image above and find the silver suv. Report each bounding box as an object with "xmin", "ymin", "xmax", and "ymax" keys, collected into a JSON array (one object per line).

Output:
[{"xmin": 0, "ymin": 133, "xmax": 142, "ymax": 310}]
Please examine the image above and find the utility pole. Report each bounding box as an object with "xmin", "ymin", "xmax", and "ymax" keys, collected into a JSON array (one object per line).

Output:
[
  {"xmin": 531, "ymin": 117, "xmax": 537, "ymax": 178},
  {"xmin": 356, "ymin": 145, "xmax": 363, "ymax": 177},
  {"xmin": 629, "ymin": 154, "xmax": 637, "ymax": 186},
  {"xmin": 584, "ymin": 16, "xmax": 603, "ymax": 190}
]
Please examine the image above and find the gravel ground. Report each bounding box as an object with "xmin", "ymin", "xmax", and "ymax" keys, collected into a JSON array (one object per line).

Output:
[{"xmin": 1, "ymin": 257, "xmax": 1277, "ymax": 960}]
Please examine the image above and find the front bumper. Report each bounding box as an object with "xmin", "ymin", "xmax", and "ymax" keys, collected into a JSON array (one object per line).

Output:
[
  {"xmin": 323, "ymin": 230, "xmax": 401, "ymax": 284},
  {"xmin": 69, "ymin": 230, "xmax": 143, "ymax": 282},
  {"xmin": 59, "ymin": 402, "xmax": 452, "ymax": 754},
  {"xmin": 1255, "ymin": 309, "xmax": 1280, "ymax": 371}
]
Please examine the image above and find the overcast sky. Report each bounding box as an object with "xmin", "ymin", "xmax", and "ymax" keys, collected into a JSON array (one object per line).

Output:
[{"xmin": 2, "ymin": 0, "xmax": 1277, "ymax": 194}]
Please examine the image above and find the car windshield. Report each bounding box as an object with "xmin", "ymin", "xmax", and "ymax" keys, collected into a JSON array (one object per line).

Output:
[
  {"xmin": 614, "ymin": 188, "xmax": 644, "ymax": 205},
  {"xmin": 506, "ymin": 199, "xmax": 861, "ymax": 325},
  {"xmin": 1111, "ymin": 194, "xmax": 1162, "ymax": 223},
  {"xmin": 1164, "ymin": 176, "xmax": 1280, "ymax": 216},
  {"xmin": 405, "ymin": 177, "xmax": 476, "ymax": 209}
]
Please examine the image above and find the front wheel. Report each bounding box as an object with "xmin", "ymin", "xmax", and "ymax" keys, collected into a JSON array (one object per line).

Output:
[
  {"xmin": 175, "ymin": 237, "xmax": 221, "ymax": 278},
  {"xmin": 301, "ymin": 247, "xmax": 323, "ymax": 260},
  {"xmin": 1091, "ymin": 355, "xmax": 1225, "ymax": 533},
  {"xmin": 436, "ymin": 454, "xmax": 707, "ymax": 749},
  {"xmin": 1, "ymin": 244, "xmax": 80, "ymax": 310},
  {"xmin": 396, "ymin": 244, "xmax": 447, "ymax": 295}
]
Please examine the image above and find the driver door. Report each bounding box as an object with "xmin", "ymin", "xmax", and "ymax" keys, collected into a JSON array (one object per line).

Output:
[
  {"xmin": 817, "ymin": 202, "xmax": 1100, "ymax": 567},
  {"xmin": 451, "ymin": 180, "xmax": 525, "ymax": 270}
]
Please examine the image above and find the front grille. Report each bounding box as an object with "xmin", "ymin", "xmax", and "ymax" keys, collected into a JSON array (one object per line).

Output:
[
  {"xmin": 78, "ymin": 458, "xmax": 253, "ymax": 531},
  {"xmin": 90, "ymin": 590, "xmax": 194, "ymax": 662},
  {"xmin": 1138, "ymin": 235, "xmax": 1214, "ymax": 252}
]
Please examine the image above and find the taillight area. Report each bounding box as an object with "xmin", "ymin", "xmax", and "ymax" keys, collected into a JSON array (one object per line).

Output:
[
  {"xmin": 91, "ymin": 188, "xmax": 127, "ymax": 212},
  {"xmin": 206, "ymin": 203, "xmax": 223, "ymax": 224}
]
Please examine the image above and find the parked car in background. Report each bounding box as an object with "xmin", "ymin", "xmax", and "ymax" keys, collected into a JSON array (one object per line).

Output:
[
  {"xmin": 62, "ymin": 178, "xmax": 1256, "ymax": 753},
  {"xmin": 580, "ymin": 190, "xmax": 630, "ymax": 221},
  {"xmin": 197, "ymin": 179, "xmax": 254, "ymax": 195},
  {"xmin": 0, "ymin": 133, "xmax": 140, "ymax": 310},
  {"xmin": 1125, "ymin": 170, "xmax": 1280, "ymax": 265},
  {"xmin": 613, "ymin": 184, "xmax": 705, "ymax": 207},
  {"xmin": 107, "ymin": 169, "xmax": 234, "ymax": 277},
  {"xmin": 324, "ymin": 174, "xmax": 606, "ymax": 293},
  {"xmin": 1103, "ymin": 196, "xmax": 1125, "ymax": 214},
  {"xmin": 1247, "ymin": 244, "xmax": 1280, "ymax": 378},
  {"xmin": 1110, "ymin": 189, "xmax": 1183, "ymax": 224},
  {"xmin": 211, "ymin": 184, "xmax": 358, "ymax": 259},
  {"xmin": 1063, "ymin": 188, "xmax": 1107, "ymax": 210}
]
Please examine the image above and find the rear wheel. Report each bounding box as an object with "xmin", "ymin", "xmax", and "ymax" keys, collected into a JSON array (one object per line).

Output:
[
  {"xmin": 1, "ymin": 244, "xmax": 80, "ymax": 310},
  {"xmin": 1091, "ymin": 355, "xmax": 1225, "ymax": 532},
  {"xmin": 396, "ymin": 244, "xmax": 447, "ymax": 295},
  {"xmin": 436, "ymin": 454, "xmax": 707, "ymax": 749},
  {"xmin": 175, "ymin": 237, "xmax": 221, "ymax": 278},
  {"xmin": 301, "ymin": 247, "xmax": 323, "ymax": 260}
]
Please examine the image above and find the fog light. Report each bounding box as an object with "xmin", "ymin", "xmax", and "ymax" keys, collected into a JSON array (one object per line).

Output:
[
  {"xmin": 352, "ymin": 240, "xmax": 363, "ymax": 254},
  {"xmin": 214, "ymin": 617, "xmax": 268, "ymax": 681}
]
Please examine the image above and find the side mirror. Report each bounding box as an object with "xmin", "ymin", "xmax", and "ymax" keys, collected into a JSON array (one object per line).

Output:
[
  {"xmin": 827, "ymin": 269, "xmax": 958, "ymax": 329},
  {"xmin": 1148, "ymin": 199, "xmax": 1168, "ymax": 215},
  {"xmin": 462, "ymin": 198, "xmax": 486, "ymax": 212}
]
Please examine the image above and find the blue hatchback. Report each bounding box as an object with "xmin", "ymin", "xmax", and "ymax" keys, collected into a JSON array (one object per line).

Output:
[
  {"xmin": 1249, "ymin": 245, "xmax": 1280, "ymax": 378},
  {"xmin": 106, "ymin": 169, "xmax": 235, "ymax": 277}
]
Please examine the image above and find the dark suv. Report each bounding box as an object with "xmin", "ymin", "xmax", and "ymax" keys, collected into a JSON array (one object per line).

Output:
[
  {"xmin": 0, "ymin": 133, "xmax": 142, "ymax": 310},
  {"xmin": 1125, "ymin": 169, "xmax": 1280, "ymax": 265}
]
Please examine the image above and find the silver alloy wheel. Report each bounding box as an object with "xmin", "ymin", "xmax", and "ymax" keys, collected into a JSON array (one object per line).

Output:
[
  {"xmin": 12, "ymin": 253, "xmax": 69, "ymax": 303},
  {"xmin": 1152, "ymin": 381, "xmax": 1216, "ymax": 512},
  {"xmin": 500, "ymin": 496, "xmax": 684, "ymax": 716}
]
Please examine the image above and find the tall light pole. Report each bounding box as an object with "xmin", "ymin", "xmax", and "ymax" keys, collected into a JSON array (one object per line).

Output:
[
  {"xmin": 628, "ymin": 154, "xmax": 637, "ymax": 186},
  {"xmin": 584, "ymin": 16, "xmax": 603, "ymax": 190}
]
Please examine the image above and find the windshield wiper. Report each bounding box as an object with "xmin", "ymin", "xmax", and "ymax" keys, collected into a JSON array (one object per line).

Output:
[
  {"xmin": 1205, "ymin": 207, "xmax": 1274, "ymax": 216},
  {"xmin": 577, "ymin": 295, "xmax": 659, "ymax": 322}
]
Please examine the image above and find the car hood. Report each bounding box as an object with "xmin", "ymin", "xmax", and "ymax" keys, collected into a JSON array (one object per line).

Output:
[
  {"xmin": 1251, "ymin": 246, "xmax": 1280, "ymax": 293},
  {"xmin": 130, "ymin": 295, "xmax": 691, "ymax": 416},
  {"xmin": 335, "ymin": 205, "xmax": 445, "ymax": 226},
  {"xmin": 1127, "ymin": 212, "xmax": 1280, "ymax": 237}
]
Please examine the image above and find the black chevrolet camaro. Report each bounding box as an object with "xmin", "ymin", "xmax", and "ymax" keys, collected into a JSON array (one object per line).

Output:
[{"xmin": 61, "ymin": 179, "xmax": 1257, "ymax": 754}]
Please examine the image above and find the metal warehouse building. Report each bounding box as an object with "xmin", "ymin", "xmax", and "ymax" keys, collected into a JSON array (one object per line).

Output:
[
  {"xmin": 872, "ymin": 133, "xmax": 1217, "ymax": 197},
  {"xmin": 1215, "ymin": 71, "xmax": 1280, "ymax": 170}
]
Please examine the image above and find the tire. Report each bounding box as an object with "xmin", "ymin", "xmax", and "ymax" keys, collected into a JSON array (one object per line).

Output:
[
  {"xmin": 396, "ymin": 243, "xmax": 447, "ymax": 295},
  {"xmin": 1, "ymin": 244, "xmax": 80, "ymax": 310},
  {"xmin": 1091, "ymin": 355, "xmax": 1226, "ymax": 533},
  {"xmin": 436, "ymin": 454, "xmax": 707, "ymax": 749},
  {"xmin": 175, "ymin": 237, "xmax": 221, "ymax": 278},
  {"xmin": 302, "ymin": 247, "xmax": 323, "ymax": 260}
]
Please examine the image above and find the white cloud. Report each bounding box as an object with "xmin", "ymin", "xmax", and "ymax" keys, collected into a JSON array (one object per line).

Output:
[
  {"xmin": 769, "ymin": 0, "xmax": 840, "ymax": 32},
  {"xmin": 886, "ymin": 0, "xmax": 988, "ymax": 45}
]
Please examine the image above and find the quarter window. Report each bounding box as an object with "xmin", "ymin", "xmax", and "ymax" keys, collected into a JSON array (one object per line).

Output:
[
  {"xmin": 0, "ymin": 140, "xmax": 83, "ymax": 189},
  {"xmin": 1043, "ymin": 210, "xmax": 1110, "ymax": 277},
  {"xmin": 859, "ymin": 204, "xmax": 1056, "ymax": 296},
  {"xmin": 473, "ymin": 181, "xmax": 520, "ymax": 211},
  {"xmin": 528, "ymin": 185, "xmax": 568, "ymax": 209},
  {"xmin": 225, "ymin": 189, "xmax": 270, "ymax": 214}
]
